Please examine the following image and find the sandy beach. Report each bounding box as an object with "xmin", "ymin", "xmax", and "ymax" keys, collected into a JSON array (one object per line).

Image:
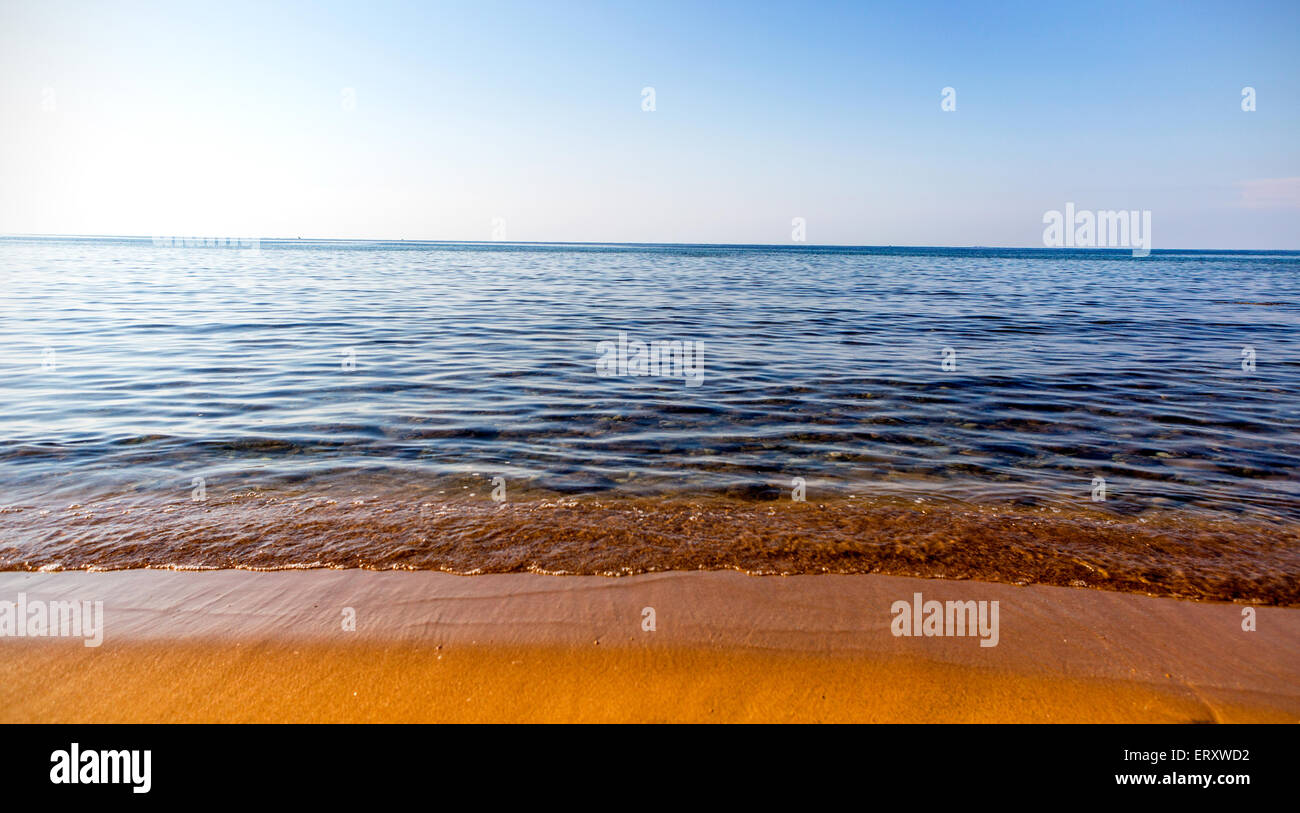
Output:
[{"xmin": 1, "ymin": 569, "xmax": 1295, "ymax": 723}]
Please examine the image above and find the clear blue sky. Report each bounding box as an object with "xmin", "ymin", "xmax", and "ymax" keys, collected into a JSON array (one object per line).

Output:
[{"xmin": 1, "ymin": 0, "xmax": 1297, "ymax": 247}]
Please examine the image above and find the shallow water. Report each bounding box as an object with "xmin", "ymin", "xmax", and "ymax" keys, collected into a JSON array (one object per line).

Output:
[{"xmin": 1, "ymin": 238, "xmax": 1297, "ymax": 599}]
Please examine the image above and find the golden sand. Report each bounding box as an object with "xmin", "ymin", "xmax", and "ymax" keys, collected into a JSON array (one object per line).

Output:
[
  {"xmin": 0, "ymin": 570, "xmax": 1295, "ymax": 723},
  {"xmin": 5, "ymin": 642, "xmax": 1292, "ymax": 724}
]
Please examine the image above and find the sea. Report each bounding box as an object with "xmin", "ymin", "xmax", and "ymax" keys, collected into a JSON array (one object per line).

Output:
[{"xmin": 1, "ymin": 237, "xmax": 1296, "ymax": 602}]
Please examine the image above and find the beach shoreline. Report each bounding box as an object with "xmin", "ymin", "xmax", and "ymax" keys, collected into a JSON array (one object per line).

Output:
[
  {"xmin": 5, "ymin": 493, "xmax": 1297, "ymax": 605},
  {"xmin": 1, "ymin": 569, "xmax": 1295, "ymax": 723}
]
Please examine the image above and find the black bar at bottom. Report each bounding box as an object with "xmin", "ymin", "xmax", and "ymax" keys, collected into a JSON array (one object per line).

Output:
[{"xmin": 3, "ymin": 723, "xmax": 1288, "ymax": 800}]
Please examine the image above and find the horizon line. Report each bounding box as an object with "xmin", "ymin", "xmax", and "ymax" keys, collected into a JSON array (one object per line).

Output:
[{"xmin": 2, "ymin": 233, "xmax": 1298, "ymax": 254}]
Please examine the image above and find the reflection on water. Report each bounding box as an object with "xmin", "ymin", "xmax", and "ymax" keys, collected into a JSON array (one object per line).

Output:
[{"xmin": 0, "ymin": 238, "xmax": 1297, "ymax": 598}]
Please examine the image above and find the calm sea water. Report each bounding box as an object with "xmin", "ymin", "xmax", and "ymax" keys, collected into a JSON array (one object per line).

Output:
[{"xmin": 1, "ymin": 237, "xmax": 1297, "ymax": 599}]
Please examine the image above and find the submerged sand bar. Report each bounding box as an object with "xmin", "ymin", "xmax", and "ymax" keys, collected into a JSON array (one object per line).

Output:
[{"xmin": 0, "ymin": 570, "xmax": 1295, "ymax": 722}]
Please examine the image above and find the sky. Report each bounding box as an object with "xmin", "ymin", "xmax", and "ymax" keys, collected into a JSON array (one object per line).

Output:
[{"xmin": 1, "ymin": 0, "xmax": 1297, "ymax": 247}]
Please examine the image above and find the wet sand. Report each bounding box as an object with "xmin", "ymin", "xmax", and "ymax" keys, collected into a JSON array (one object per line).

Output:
[
  {"xmin": 4, "ymin": 494, "xmax": 1298, "ymax": 604},
  {"xmin": 0, "ymin": 570, "xmax": 1295, "ymax": 723}
]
